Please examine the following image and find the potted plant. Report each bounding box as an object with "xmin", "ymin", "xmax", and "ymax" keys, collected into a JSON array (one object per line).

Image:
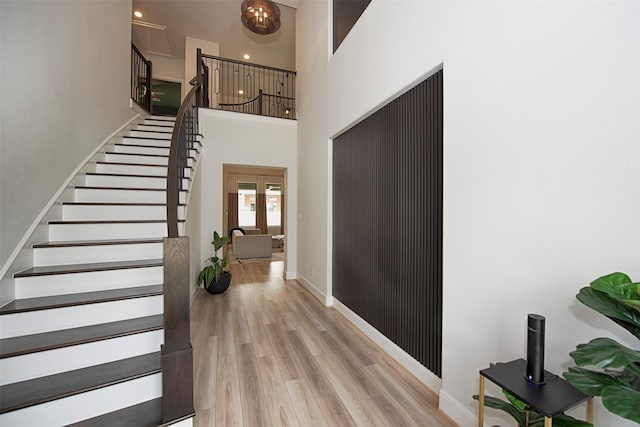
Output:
[
  {"xmin": 197, "ymin": 231, "xmax": 232, "ymax": 294},
  {"xmin": 563, "ymin": 272, "xmax": 640, "ymax": 424}
]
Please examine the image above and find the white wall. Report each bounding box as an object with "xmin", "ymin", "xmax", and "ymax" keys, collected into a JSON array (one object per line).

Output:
[
  {"xmin": 296, "ymin": 1, "xmax": 640, "ymax": 426},
  {"xmin": 147, "ymin": 53, "xmax": 184, "ymax": 84},
  {"xmin": 0, "ymin": 0, "xmax": 134, "ymax": 270},
  {"xmin": 184, "ymin": 37, "xmax": 219, "ymax": 101},
  {"xmin": 199, "ymin": 109, "xmax": 297, "ymax": 281}
]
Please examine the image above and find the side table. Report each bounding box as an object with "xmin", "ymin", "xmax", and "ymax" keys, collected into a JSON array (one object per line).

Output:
[{"xmin": 478, "ymin": 359, "xmax": 592, "ymax": 427}]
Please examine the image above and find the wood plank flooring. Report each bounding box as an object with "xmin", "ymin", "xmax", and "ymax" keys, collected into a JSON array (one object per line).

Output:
[{"xmin": 190, "ymin": 258, "xmax": 456, "ymax": 427}]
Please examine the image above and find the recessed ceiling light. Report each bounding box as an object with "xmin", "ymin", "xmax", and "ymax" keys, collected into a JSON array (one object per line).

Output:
[
  {"xmin": 238, "ymin": 90, "xmax": 244, "ymax": 95},
  {"xmin": 243, "ymin": 54, "xmax": 250, "ymax": 60},
  {"xmin": 133, "ymin": 10, "xmax": 143, "ymax": 18}
]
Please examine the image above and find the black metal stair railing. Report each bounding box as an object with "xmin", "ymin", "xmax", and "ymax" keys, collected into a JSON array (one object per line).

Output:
[
  {"xmin": 198, "ymin": 49, "xmax": 296, "ymax": 119},
  {"xmin": 131, "ymin": 43, "xmax": 152, "ymax": 113}
]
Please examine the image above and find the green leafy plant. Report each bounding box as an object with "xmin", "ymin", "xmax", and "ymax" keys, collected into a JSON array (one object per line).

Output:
[
  {"xmin": 197, "ymin": 231, "xmax": 229, "ymax": 289},
  {"xmin": 563, "ymin": 272, "xmax": 640, "ymax": 423},
  {"xmin": 473, "ymin": 370, "xmax": 592, "ymax": 427}
]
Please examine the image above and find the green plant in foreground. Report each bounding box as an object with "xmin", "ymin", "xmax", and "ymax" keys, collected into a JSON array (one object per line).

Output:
[
  {"xmin": 563, "ymin": 272, "xmax": 640, "ymax": 424},
  {"xmin": 197, "ymin": 231, "xmax": 229, "ymax": 288},
  {"xmin": 473, "ymin": 369, "xmax": 592, "ymax": 427}
]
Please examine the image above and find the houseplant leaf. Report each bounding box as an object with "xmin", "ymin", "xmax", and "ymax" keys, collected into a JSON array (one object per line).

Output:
[
  {"xmin": 590, "ymin": 272, "xmax": 634, "ymax": 298},
  {"xmin": 590, "ymin": 272, "xmax": 640, "ymax": 314},
  {"xmin": 563, "ymin": 366, "xmax": 629, "ymax": 395},
  {"xmin": 569, "ymin": 337, "xmax": 640, "ymax": 370},
  {"xmin": 548, "ymin": 415, "xmax": 593, "ymax": 427},
  {"xmin": 577, "ymin": 287, "xmax": 640, "ymax": 339},
  {"xmin": 502, "ymin": 389, "xmax": 529, "ymax": 411},
  {"xmin": 472, "ymin": 394, "xmax": 525, "ymax": 425},
  {"xmin": 601, "ymin": 384, "xmax": 640, "ymax": 423}
]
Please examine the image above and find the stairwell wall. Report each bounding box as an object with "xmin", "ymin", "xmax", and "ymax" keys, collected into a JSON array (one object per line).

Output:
[
  {"xmin": 0, "ymin": 0, "xmax": 134, "ymax": 271},
  {"xmin": 296, "ymin": 1, "xmax": 640, "ymax": 426},
  {"xmin": 198, "ymin": 108, "xmax": 297, "ymax": 292}
]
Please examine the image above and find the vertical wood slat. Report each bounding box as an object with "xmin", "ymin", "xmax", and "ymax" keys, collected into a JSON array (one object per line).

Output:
[{"xmin": 332, "ymin": 70, "xmax": 443, "ymax": 377}]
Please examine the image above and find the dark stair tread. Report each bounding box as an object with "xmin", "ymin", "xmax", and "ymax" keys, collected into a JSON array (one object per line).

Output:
[
  {"xmin": 14, "ymin": 258, "xmax": 162, "ymax": 277},
  {"xmin": 140, "ymin": 123, "xmax": 174, "ymax": 128},
  {"xmin": 114, "ymin": 143, "xmax": 170, "ymax": 150},
  {"xmin": 68, "ymin": 398, "xmax": 163, "ymax": 427},
  {"xmin": 0, "ymin": 285, "xmax": 163, "ymax": 315},
  {"xmin": 105, "ymin": 151, "xmax": 169, "ymax": 158},
  {"xmin": 0, "ymin": 314, "xmax": 163, "ymax": 359},
  {"xmin": 128, "ymin": 129, "xmax": 173, "ymax": 134},
  {"xmin": 0, "ymin": 352, "xmax": 161, "ymax": 414},
  {"xmin": 33, "ymin": 238, "xmax": 163, "ymax": 248}
]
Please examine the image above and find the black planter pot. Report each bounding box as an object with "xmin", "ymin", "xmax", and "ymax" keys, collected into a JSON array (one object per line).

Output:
[{"xmin": 204, "ymin": 271, "xmax": 232, "ymax": 294}]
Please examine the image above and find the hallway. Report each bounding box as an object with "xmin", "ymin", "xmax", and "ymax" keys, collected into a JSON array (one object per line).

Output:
[{"xmin": 190, "ymin": 259, "xmax": 455, "ymax": 426}]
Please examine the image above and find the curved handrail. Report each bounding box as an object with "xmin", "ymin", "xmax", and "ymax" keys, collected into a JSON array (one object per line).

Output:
[
  {"xmin": 166, "ymin": 81, "xmax": 200, "ymax": 237},
  {"xmin": 218, "ymin": 93, "xmax": 261, "ymax": 107}
]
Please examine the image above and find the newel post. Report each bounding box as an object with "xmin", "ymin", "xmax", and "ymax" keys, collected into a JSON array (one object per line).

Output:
[{"xmin": 161, "ymin": 236, "xmax": 194, "ymax": 423}]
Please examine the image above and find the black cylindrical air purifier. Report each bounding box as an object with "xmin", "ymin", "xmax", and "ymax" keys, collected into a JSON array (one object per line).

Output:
[{"xmin": 525, "ymin": 313, "xmax": 546, "ymax": 384}]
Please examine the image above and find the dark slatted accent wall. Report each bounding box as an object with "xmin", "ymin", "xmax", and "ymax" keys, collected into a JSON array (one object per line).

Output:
[
  {"xmin": 333, "ymin": 0, "xmax": 372, "ymax": 53},
  {"xmin": 333, "ymin": 70, "xmax": 443, "ymax": 376}
]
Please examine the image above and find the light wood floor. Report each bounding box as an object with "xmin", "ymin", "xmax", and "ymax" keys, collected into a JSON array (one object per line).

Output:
[{"xmin": 190, "ymin": 258, "xmax": 456, "ymax": 427}]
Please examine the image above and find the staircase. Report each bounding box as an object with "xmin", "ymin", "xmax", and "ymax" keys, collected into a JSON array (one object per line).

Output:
[{"xmin": 0, "ymin": 116, "xmax": 198, "ymax": 426}]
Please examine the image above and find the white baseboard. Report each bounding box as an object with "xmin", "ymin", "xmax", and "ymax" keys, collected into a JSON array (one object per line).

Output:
[
  {"xmin": 285, "ymin": 271, "xmax": 297, "ymax": 281},
  {"xmin": 0, "ymin": 113, "xmax": 141, "ymax": 284},
  {"xmin": 331, "ymin": 297, "xmax": 442, "ymax": 393},
  {"xmin": 294, "ymin": 274, "xmax": 330, "ymax": 306},
  {"xmin": 439, "ymin": 388, "xmax": 480, "ymax": 427}
]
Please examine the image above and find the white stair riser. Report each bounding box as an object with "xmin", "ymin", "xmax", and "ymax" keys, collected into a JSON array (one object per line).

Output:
[
  {"xmin": 136, "ymin": 124, "xmax": 173, "ymax": 132},
  {"xmin": 95, "ymin": 162, "xmax": 167, "ymax": 176},
  {"xmin": 34, "ymin": 243, "xmax": 163, "ymax": 266},
  {"xmin": 50, "ymin": 221, "xmax": 168, "ymax": 241},
  {"xmin": 170, "ymin": 419, "xmax": 194, "ymax": 427},
  {"xmin": 0, "ymin": 330, "xmax": 163, "ymax": 385},
  {"xmin": 120, "ymin": 137, "xmax": 171, "ymax": 147},
  {"xmin": 104, "ymin": 153, "xmax": 168, "ymax": 166},
  {"xmin": 63, "ymin": 204, "xmax": 186, "ymax": 221},
  {"xmin": 49, "ymin": 221, "xmax": 184, "ymax": 241},
  {"xmin": 0, "ymin": 373, "xmax": 162, "ymax": 426},
  {"xmin": 114, "ymin": 144, "xmax": 198, "ymax": 159},
  {"xmin": 114, "ymin": 144, "xmax": 169, "ymax": 156},
  {"xmin": 85, "ymin": 174, "xmax": 165, "ymax": 188},
  {"xmin": 84, "ymin": 174, "xmax": 189, "ymax": 190},
  {"xmin": 147, "ymin": 116, "xmax": 175, "ymax": 123},
  {"xmin": 15, "ymin": 266, "xmax": 163, "ymax": 298},
  {"xmin": 62, "ymin": 204, "xmax": 186, "ymax": 221},
  {"xmin": 128, "ymin": 130, "xmax": 172, "ymax": 139},
  {"xmin": 0, "ymin": 296, "xmax": 163, "ymax": 338},
  {"xmin": 75, "ymin": 188, "xmax": 166, "ymax": 203}
]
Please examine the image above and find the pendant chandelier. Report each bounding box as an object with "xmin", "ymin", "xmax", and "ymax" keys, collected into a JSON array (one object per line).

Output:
[{"xmin": 241, "ymin": 0, "xmax": 281, "ymax": 35}]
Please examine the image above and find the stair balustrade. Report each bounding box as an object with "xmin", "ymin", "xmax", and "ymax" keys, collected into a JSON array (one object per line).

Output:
[
  {"xmin": 198, "ymin": 49, "xmax": 296, "ymax": 119},
  {"xmin": 161, "ymin": 76, "xmax": 201, "ymax": 423},
  {"xmin": 131, "ymin": 43, "xmax": 153, "ymax": 113}
]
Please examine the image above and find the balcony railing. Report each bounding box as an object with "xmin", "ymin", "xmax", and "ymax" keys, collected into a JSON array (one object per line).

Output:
[
  {"xmin": 131, "ymin": 43, "xmax": 152, "ymax": 113},
  {"xmin": 198, "ymin": 50, "xmax": 296, "ymax": 120}
]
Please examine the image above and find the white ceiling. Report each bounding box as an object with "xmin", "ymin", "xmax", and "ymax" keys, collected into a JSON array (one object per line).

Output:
[{"xmin": 132, "ymin": 0, "xmax": 297, "ymax": 71}]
